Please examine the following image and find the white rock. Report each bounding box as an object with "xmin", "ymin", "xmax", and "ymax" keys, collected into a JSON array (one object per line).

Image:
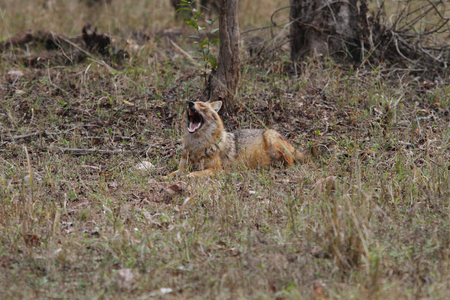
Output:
[
  {"xmin": 160, "ymin": 288, "xmax": 173, "ymax": 294},
  {"xmin": 8, "ymin": 70, "xmax": 24, "ymax": 77},
  {"xmin": 134, "ymin": 161, "xmax": 154, "ymax": 171}
]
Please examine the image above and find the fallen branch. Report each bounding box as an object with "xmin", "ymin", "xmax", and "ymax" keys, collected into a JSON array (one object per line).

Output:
[
  {"xmin": 49, "ymin": 147, "xmax": 136, "ymax": 156},
  {"xmin": 170, "ymin": 40, "xmax": 197, "ymax": 65},
  {"xmin": 10, "ymin": 131, "xmax": 50, "ymax": 140},
  {"xmin": 58, "ymin": 35, "xmax": 117, "ymax": 74},
  {"xmin": 4, "ymin": 125, "xmax": 102, "ymax": 141},
  {"xmin": 241, "ymin": 25, "xmax": 276, "ymax": 35}
]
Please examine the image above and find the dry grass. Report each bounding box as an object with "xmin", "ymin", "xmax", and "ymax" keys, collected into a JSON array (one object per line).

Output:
[
  {"xmin": 0, "ymin": 0, "xmax": 289, "ymax": 36},
  {"xmin": 1, "ymin": 0, "xmax": 450, "ymax": 299}
]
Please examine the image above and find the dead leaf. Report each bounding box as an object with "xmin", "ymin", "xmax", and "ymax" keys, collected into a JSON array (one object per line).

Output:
[
  {"xmin": 122, "ymin": 100, "xmax": 134, "ymax": 106},
  {"xmin": 182, "ymin": 197, "xmax": 192, "ymax": 207},
  {"xmin": 24, "ymin": 234, "xmax": 42, "ymax": 247},
  {"xmin": 312, "ymin": 280, "xmax": 327, "ymax": 300},
  {"xmin": 114, "ymin": 268, "xmax": 134, "ymax": 289},
  {"xmin": 163, "ymin": 181, "xmax": 187, "ymax": 201},
  {"xmin": 147, "ymin": 241, "xmax": 154, "ymax": 249},
  {"xmin": 60, "ymin": 222, "xmax": 73, "ymax": 229},
  {"xmin": 312, "ymin": 285, "xmax": 326, "ymax": 300},
  {"xmin": 61, "ymin": 221, "xmax": 75, "ymax": 234},
  {"xmin": 373, "ymin": 107, "xmax": 383, "ymax": 115},
  {"xmin": 108, "ymin": 181, "xmax": 118, "ymax": 189},
  {"xmin": 63, "ymin": 227, "xmax": 76, "ymax": 234}
]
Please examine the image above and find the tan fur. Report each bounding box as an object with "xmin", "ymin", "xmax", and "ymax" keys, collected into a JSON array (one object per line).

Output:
[{"xmin": 166, "ymin": 101, "xmax": 311, "ymax": 178}]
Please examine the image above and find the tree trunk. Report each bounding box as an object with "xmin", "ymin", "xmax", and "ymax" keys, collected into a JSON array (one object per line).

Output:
[
  {"xmin": 290, "ymin": 0, "xmax": 369, "ymax": 63},
  {"xmin": 201, "ymin": 0, "xmax": 241, "ymax": 115}
]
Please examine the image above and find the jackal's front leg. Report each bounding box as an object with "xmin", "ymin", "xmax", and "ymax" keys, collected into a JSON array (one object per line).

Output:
[
  {"xmin": 185, "ymin": 169, "xmax": 215, "ymax": 178},
  {"xmin": 164, "ymin": 156, "xmax": 188, "ymax": 179},
  {"xmin": 165, "ymin": 170, "xmax": 181, "ymax": 178},
  {"xmin": 185, "ymin": 158, "xmax": 223, "ymax": 178}
]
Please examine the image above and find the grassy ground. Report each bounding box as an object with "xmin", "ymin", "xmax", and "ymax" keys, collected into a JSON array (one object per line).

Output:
[{"xmin": 1, "ymin": 0, "xmax": 450, "ymax": 299}]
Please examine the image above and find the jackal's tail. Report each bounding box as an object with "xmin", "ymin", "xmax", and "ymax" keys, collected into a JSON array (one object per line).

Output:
[{"xmin": 294, "ymin": 146, "xmax": 319, "ymax": 162}]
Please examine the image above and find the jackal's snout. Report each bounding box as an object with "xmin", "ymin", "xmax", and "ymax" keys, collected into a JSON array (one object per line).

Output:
[{"xmin": 186, "ymin": 102, "xmax": 203, "ymax": 134}]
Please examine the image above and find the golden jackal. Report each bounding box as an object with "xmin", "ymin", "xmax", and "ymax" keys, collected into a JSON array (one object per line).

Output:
[{"xmin": 167, "ymin": 101, "xmax": 311, "ymax": 178}]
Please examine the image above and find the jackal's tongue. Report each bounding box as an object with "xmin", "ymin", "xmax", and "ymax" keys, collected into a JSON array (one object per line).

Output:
[{"xmin": 188, "ymin": 121, "xmax": 201, "ymax": 133}]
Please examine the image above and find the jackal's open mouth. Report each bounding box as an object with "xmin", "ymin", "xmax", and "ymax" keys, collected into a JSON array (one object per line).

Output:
[{"xmin": 187, "ymin": 108, "xmax": 203, "ymax": 133}]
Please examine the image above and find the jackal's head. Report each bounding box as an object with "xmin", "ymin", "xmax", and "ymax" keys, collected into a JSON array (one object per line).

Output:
[{"xmin": 185, "ymin": 101, "xmax": 222, "ymax": 134}]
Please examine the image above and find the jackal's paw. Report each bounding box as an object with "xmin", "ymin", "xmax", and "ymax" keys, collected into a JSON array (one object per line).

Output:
[
  {"xmin": 185, "ymin": 169, "xmax": 214, "ymax": 178},
  {"xmin": 163, "ymin": 170, "xmax": 181, "ymax": 180}
]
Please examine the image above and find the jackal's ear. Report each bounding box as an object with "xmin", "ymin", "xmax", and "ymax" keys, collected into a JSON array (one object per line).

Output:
[{"xmin": 211, "ymin": 101, "xmax": 222, "ymax": 112}]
